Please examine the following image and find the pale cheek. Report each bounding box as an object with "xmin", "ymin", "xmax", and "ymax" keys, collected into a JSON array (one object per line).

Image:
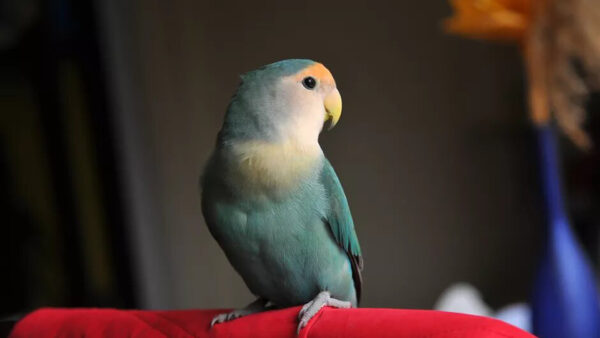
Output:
[
  {"xmin": 287, "ymin": 96, "xmax": 325, "ymax": 143},
  {"xmin": 276, "ymin": 80, "xmax": 325, "ymax": 144}
]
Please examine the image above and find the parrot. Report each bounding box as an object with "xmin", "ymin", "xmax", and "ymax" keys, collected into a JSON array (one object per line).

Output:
[{"xmin": 200, "ymin": 59, "xmax": 363, "ymax": 333}]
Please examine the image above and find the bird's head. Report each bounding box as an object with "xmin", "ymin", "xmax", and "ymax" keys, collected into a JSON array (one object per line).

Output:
[{"xmin": 221, "ymin": 59, "xmax": 342, "ymax": 146}]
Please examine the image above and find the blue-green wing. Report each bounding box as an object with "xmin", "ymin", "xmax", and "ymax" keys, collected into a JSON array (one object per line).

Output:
[{"xmin": 321, "ymin": 159, "xmax": 363, "ymax": 303}]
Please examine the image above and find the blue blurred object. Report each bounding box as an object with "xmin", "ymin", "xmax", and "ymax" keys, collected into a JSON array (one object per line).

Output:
[
  {"xmin": 496, "ymin": 303, "xmax": 532, "ymax": 333},
  {"xmin": 532, "ymin": 125, "xmax": 600, "ymax": 338}
]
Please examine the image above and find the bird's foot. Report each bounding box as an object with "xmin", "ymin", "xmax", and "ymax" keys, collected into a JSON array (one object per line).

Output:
[
  {"xmin": 297, "ymin": 291, "xmax": 351, "ymax": 333},
  {"xmin": 211, "ymin": 298, "xmax": 268, "ymax": 327}
]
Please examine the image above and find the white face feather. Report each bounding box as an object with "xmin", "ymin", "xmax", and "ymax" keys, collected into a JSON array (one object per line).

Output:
[{"xmin": 272, "ymin": 75, "xmax": 334, "ymax": 148}]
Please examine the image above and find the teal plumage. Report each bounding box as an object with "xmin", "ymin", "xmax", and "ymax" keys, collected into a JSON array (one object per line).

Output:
[
  {"xmin": 320, "ymin": 159, "xmax": 363, "ymax": 301},
  {"xmin": 201, "ymin": 59, "xmax": 362, "ymax": 323}
]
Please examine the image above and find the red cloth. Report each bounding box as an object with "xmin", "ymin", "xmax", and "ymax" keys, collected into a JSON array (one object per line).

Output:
[{"xmin": 10, "ymin": 306, "xmax": 535, "ymax": 337}]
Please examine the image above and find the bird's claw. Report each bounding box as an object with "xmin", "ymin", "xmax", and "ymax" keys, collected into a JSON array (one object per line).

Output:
[
  {"xmin": 211, "ymin": 298, "xmax": 268, "ymax": 328},
  {"xmin": 211, "ymin": 310, "xmax": 244, "ymax": 327},
  {"xmin": 298, "ymin": 300, "xmax": 314, "ymax": 319},
  {"xmin": 297, "ymin": 291, "xmax": 351, "ymax": 334}
]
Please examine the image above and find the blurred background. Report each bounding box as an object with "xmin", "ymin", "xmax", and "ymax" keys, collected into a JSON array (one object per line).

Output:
[{"xmin": 2, "ymin": 0, "xmax": 599, "ymax": 318}]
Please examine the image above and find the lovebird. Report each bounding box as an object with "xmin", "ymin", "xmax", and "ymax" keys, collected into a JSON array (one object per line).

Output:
[{"xmin": 201, "ymin": 59, "xmax": 363, "ymax": 332}]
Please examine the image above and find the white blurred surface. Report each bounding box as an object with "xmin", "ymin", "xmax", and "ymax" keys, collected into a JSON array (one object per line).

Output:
[{"xmin": 435, "ymin": 283, "xmax": 531, "ymax": 332}]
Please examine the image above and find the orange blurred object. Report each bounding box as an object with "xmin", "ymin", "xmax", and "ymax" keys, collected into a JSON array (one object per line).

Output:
[
  {"xmin": 445, "ymin": 0, "xmax": 600, "ymax": 149},
  {"xmin": 444, "ymin": 0, "xmax": 536, "ymax": 42}
]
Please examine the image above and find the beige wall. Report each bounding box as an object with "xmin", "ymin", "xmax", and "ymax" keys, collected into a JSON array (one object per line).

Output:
[{"xmin": 102, "ymin": 0, "xmax": 541, "ymax": 310}]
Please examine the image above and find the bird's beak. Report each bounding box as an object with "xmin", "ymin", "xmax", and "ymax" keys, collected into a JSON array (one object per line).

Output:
[{"xmin": 324, "ymin": 88, "xmax": 342, "ymax": 130}]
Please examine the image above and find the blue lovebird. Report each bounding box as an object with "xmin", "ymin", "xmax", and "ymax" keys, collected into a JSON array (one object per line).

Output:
[{"xmin": 201, "ymin": 59, "xmax": 363, "ymax": 332}]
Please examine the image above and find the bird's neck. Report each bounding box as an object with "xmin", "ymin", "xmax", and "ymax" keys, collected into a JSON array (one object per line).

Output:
[{"xmin": 224, "ymin": 138, "xmax": 323, "ymax": 193}]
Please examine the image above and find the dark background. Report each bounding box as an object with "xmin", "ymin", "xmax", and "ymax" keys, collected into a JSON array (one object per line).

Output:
[{"xmin": 2, "ymin": 0, "xmax": 599, "ymax": 319}]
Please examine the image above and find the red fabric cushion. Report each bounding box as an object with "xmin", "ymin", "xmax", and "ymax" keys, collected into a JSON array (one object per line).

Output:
[{"xmin": 10, "ymin": 306, "xmax": 534, "ymax": 337}]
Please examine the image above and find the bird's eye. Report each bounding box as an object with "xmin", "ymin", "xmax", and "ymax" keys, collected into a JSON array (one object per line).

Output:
[{"xmin": 302, "ymin": 76, "xmax": 317, "ymax": 90}]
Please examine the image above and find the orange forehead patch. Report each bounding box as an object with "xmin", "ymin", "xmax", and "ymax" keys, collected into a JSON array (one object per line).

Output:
[{"xmin": 293, "ymin": 63, "xmax": 335, "ymax": 86}]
